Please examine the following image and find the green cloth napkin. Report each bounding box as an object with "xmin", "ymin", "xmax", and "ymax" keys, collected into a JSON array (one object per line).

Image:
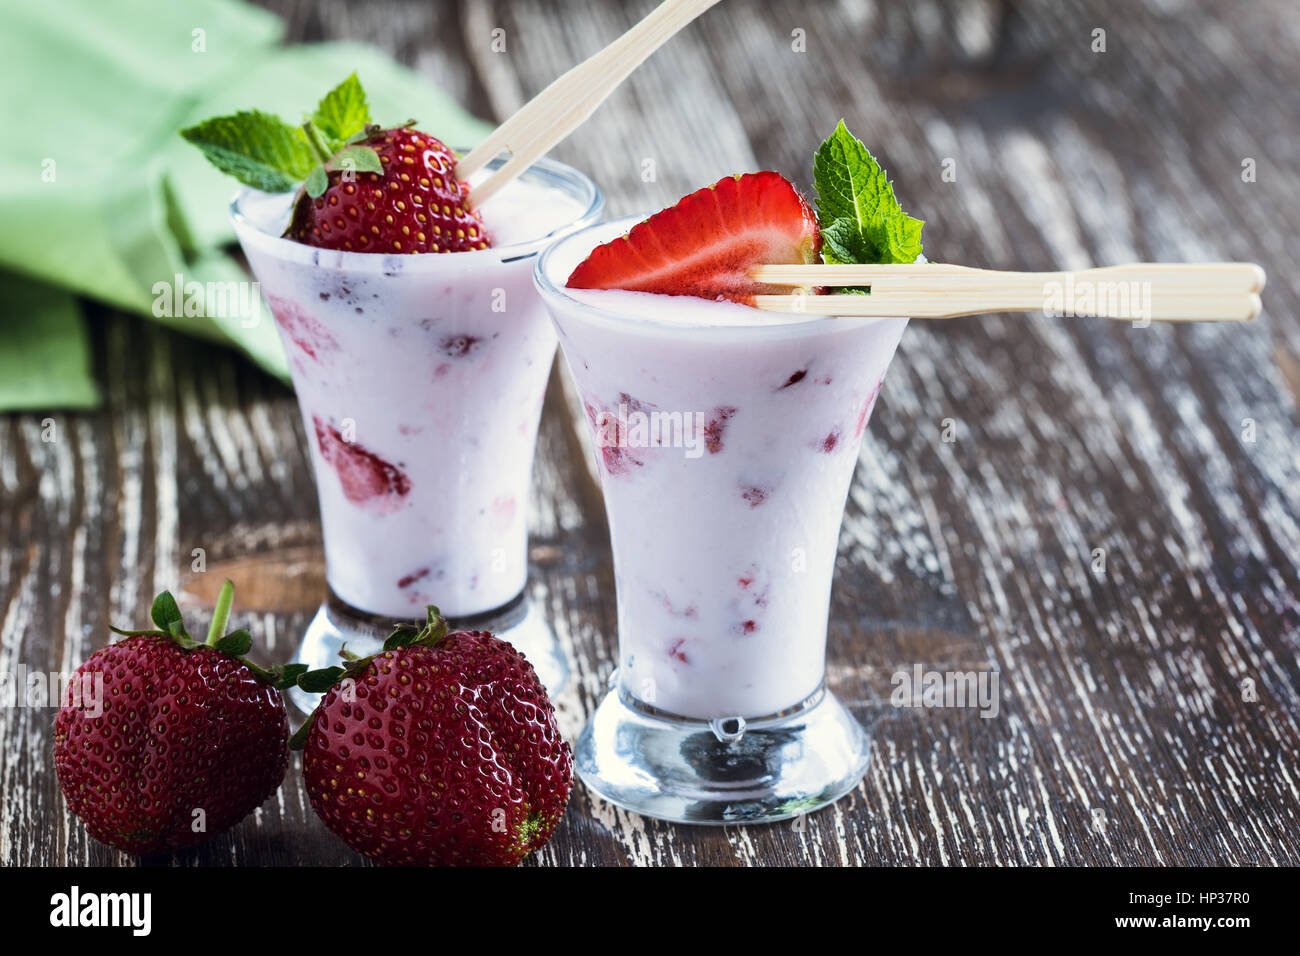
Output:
[{"xmin": 0, "ymin": 0, "xmax": 492, "ymax": 410}]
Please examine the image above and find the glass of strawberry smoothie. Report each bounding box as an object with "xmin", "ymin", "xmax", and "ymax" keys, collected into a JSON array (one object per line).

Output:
[
  {"xmin": 231, "ymin": 156, "xmax": 603, "ymax": 704},
  {"xmin": 535, "ymin": 214, "xmax": 906, "ymax": 823}
]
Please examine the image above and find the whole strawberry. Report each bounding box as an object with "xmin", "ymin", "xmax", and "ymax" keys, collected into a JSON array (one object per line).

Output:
[
  {"xmin": 181, "ymin": 73, "xmax": 490, "ymax": 255},
  {"xmin": 294, "ymin": 607, "xmax": 572, "ymax": 866},
  {"xmin": 54, "ymin": 582, "xmax": 301, "ymax": 856},
  {"xmin": 287, "ymin": 125, "xmax": 489, "ymax": 254}
]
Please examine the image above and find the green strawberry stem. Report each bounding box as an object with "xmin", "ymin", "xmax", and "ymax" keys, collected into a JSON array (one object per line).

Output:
[
  {"xmin": 206, "ymin": 579, "xmax": 235, "ymax": 646},
  {"xmin": 301, "ymin": 119, "xmax": 334, "ymax": 165}
]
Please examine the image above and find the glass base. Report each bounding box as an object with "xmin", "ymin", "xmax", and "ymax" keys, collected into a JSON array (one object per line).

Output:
[
  {"xmin": 575, "ymin": 683, "xmax": 870, "ymax": 824},
  {"xmin": 287, "ymin": 589, "xmax": 570, "ymax": 715}
]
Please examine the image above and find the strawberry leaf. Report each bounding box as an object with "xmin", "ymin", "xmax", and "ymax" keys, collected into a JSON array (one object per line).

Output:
[
  {"xmin": 297, "ymin": 666, "xmax": 346, "ymax": 693},
  {"xmin": 382, "ymin": 624, "xmax": 424, "ymax": 651},
  {"xmin": 312, "ymin": 73, "xmax": 372, "ymax": 149},
  {"xmin": 270, "ymin": 663, "xmax": 310, "ymax": 690},
  {"xmin": 150, "ymin": 591, "xmax": 187, "ymax": 638},
  {"xmin": 214, "ymin": 629, "xmax": 254, "ymax": 656},
  {"xmin": 382, "ymin": 606, "xmax": 448, "ymax": 651},
  {"xmin": 109, "ymin": 626, "xmax": 169, "ymax": 638},
  {"xmin": 180, "ymin": 110, "xmax": 316, "ymax": 193}
]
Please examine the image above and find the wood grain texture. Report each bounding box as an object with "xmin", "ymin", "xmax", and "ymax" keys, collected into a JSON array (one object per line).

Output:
[{"xmin": 2, "ymin": 0, "xmax": 1298, "ymax": 867}]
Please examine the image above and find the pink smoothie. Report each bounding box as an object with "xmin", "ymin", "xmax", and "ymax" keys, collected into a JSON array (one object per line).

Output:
[
  {"xmin": 233, "ymin": 167, "xmax": 599, "ymax": 618},
  {"xmin": 539, "ymin": 218, "xmax": 907, "ymax": 718}
]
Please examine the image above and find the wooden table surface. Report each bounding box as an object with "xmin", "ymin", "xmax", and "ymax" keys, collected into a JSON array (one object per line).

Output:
[{"xmin": 4, "ymin": 0, "xmax": 1299, "ymax": 867}]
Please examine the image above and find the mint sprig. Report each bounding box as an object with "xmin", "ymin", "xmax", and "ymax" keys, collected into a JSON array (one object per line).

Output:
[
  {"xmin": 812, "ymin": 120, "xmax": 924, "ymax": 290},
  {"xmin": 180, "ymin": 73, "xmax": 380, "ymax": 196}
]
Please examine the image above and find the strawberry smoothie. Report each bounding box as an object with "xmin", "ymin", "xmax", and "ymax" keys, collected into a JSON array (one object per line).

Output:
[
  {"xmin": 232, "ymin": 160, "xmax": 601, "ymax": 671},
  {"xmin": 539, "ymin": 217, "xmax": 905, "ymax": 719},
  {"xmin": 531, "ymin": 121, "xmax": 923, "ymax": 822}
]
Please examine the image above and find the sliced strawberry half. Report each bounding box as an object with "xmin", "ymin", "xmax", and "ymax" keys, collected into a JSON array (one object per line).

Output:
[{"xmin": 566, "ymin": 172, "xmax": 820, "ymax": 305}]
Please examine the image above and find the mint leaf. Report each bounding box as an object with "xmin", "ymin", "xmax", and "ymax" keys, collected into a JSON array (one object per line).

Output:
[
  {"xmin": 180, "ymin": 110, "xmax": 315, "ymax": 193},
  {"xmin": 813, "ymin": 120, "xmax": 924, "ymax": 270},
  {"xmin": 883, "ymin": 212, "xmax": 924, "ymax": 263},
  {"xmin": 813, "ymin": 121, "xmax": 896, "ymax": 228},
  {"xmin": 820, "ymin": 219, "xmax": 870, "ymax": 294},
  {"xmin": 822, "ymin": 218, "xmax": 870, "ymax": 266},
  {"xmin": 822, "ymin": 211, "xmax": 923, "ymax": 267},
  {"xmin": 312, "ymin": 73, "xmax": 371, "ymax": 149},
  {"xmin": 182, "ymin": 75, "xmax": 379, "ymax": 195}
]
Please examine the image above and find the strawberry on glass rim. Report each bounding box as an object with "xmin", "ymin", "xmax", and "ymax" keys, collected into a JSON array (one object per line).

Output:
[
  {"xmin": 182, "ymin": 73, "xmax": 488, "ymax": 254},
  {"xmin": 566, "ymin": 120, "xmax": 924, "ymax": 304},
  {"xmin": 566, "ymin": 171, "xmax": 820, "ymax": 305},
  {"xmin": 288, "ymin": 124, "xmax": 489, "ymax": 254}
]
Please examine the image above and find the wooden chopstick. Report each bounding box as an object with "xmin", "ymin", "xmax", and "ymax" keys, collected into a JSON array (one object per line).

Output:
[
  {"xmin": 456, "ymin": 0, "xmax": 720, "ymax": 207},
  {"xmin": 750, "ymin": 262, "xmax": 1266, "ymax": 322}
]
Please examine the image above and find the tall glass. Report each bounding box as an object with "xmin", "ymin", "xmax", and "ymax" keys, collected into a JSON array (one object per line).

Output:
[
  {"xmin": 231, "ymin": 157, "xmax": 603, "ymax": 704},
  {"xmin": 535, "ymin": 215, "xmax": 907, "ymax": 823}
]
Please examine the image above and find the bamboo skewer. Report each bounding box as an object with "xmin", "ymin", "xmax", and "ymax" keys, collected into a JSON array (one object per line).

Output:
[
  {"xmin": 750, "ymin": 262, "xmax": 1266, "ymax": 322},
  {"xmin": 456, "ymin": 0, "xmax": 721, "ymax": 207}
]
